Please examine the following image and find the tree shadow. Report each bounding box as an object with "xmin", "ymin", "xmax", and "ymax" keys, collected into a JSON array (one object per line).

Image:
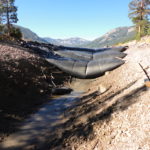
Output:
[
  {"xmin": 0, "ymin": 81, "xmax": 146, "ymax": 149},
  {"xmin": 45, "ymin": 84, "xmax": 146, "ymax": 149},
  {"xmin": 66, "ymin": 80, "xmax": 137, "ymax": 120}
]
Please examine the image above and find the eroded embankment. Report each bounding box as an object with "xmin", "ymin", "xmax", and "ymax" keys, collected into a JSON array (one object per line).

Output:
[
  {"xmin": 0, "ymin": 67, "xmax": 101, "ymax": 150},
  {"xmin": 0, "ymin": 42, "xmax": 70, "ymax": 143}
]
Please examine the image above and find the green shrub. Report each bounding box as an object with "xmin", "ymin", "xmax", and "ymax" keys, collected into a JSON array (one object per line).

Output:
[
  {"xmin": 0, "ymin": 25, "xmax": 4, "ymax": 33},
  {"xmin": 10, "ymin": 27, "xmax": 22, "ymax": 40}
]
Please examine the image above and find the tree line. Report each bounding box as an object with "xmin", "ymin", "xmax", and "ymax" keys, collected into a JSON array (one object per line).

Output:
[
  {"xmin": 0, "ymin": 0, "xmax": 22, "ymax": 39},
  {"xmin": 0, "ymin": 0, "xmax": 150, "ymax": 41}
]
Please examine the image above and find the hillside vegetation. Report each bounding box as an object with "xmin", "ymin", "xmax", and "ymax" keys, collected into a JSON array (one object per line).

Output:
[{"xmin": 15, "ymin": 25, "xmax": 48, "ymax": 43}]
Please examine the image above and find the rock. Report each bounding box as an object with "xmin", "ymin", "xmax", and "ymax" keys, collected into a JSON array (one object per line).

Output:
[
  {"xmin": 145, "ymin": 80, "xmax": 150, "ymax": 87},
  {"xmin": 105, "ymin": 71, "xmax": 110, "ymax": 75},
  {"xmin": 98, "ymin": 85, "xmax": 107, "ymax": 94}
]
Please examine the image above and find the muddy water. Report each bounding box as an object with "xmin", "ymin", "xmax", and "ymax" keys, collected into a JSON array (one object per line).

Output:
[
  {"xmin": 0, "ymin": 91, "xmax": 83, "ymax": 150},
  {"xmin": 0, "ymin": 78, "xmax": 96, "ymax": 150}
]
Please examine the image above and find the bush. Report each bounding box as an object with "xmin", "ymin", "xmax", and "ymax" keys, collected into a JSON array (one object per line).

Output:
[
  {"xmin": 10, "ymin": 27, "xmax": 22, "ymax": 40},
  {"xmin": 0, "ymin": 25, "xmax": 4, "ymax": 33}
]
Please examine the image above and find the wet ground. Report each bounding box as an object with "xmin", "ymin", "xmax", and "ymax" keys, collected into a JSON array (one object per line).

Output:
[{"xmin": 0, "ymin": 91, "xmax": 83, "ymax": 150}]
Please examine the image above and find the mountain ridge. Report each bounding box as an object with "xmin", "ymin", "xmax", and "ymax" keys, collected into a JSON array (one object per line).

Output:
[
  {"xmin": 15, "ymin": 25, "xmax": 48, "ymax": 43},
  {"xmin": 43, "ymin": 37, "xmax": 90, "ymax": 47},
  {"xmin": 16, "ymin": 25, "xmax": 135, "ymax": 48},
  {"xmin": 82, "ymin": 26, "xmax": 135, "ymax": 48}
]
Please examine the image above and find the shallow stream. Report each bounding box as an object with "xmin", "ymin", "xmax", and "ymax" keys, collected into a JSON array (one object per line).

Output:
[
  {"xmin": 0, "ymin": 78, "xmax": 95, "ymax": 149},
  {"xmin": 0, "ymin": 91, "xmax": 82, "ymax": 149}
]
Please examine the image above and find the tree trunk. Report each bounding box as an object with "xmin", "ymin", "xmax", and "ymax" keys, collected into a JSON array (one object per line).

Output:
[
  {"xmin": 138, "ymin": 25, "xmax": 141, "ymax": 38},
  {"xmin": 6, "ymin": 0, "xmax": 10, "ymax": 36}
]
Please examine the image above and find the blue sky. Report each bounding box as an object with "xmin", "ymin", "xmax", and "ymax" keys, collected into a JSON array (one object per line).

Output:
[{"xmin": 16, "ymin": 0, "xmax": 133, "ymax": 40}]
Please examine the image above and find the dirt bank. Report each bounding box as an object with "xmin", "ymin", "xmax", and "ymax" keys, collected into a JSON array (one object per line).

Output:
[{"xmin": 0, "ymin": 42, "xmax": 70, "ymax": 142}]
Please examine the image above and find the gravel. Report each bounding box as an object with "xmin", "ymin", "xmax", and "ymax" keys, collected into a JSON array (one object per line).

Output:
[{"xmin": 61, "ymin": 42, "xmax": 150, "ymax": 150}]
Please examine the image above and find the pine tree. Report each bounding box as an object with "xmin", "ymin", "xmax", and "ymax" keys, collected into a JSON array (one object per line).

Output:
[
  {"xmin": 0, "ymin": 0, "xmax": 18, "ymax": 35},
  {"xmin": 128, "ymin": 0, "xmax": 150, "ymax": 39}
]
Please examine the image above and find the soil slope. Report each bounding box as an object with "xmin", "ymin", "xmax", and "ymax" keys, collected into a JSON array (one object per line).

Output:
[{"xmin": 0, "ymin": 42, "xmax": 70, "ymax": 143}]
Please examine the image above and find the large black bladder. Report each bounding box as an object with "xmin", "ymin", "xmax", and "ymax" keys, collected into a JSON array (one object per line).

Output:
[
  {"xmin": 57, "ymin": 46, "xmax": 128, "ymax": 52},
  {"xmin": 46, "ymin": 57, "xmax": 124, "ymax": 79},
  {"xmin": 42, "ymin": 45, "xmax": 127, "ymax": 79},
  {"xmin": 21, "ymin": 41, "xmax": 128, "ymax": 79},
  {"xmin": 54, "ymin": 49, "xmax": 127, "ymax": 61}
]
